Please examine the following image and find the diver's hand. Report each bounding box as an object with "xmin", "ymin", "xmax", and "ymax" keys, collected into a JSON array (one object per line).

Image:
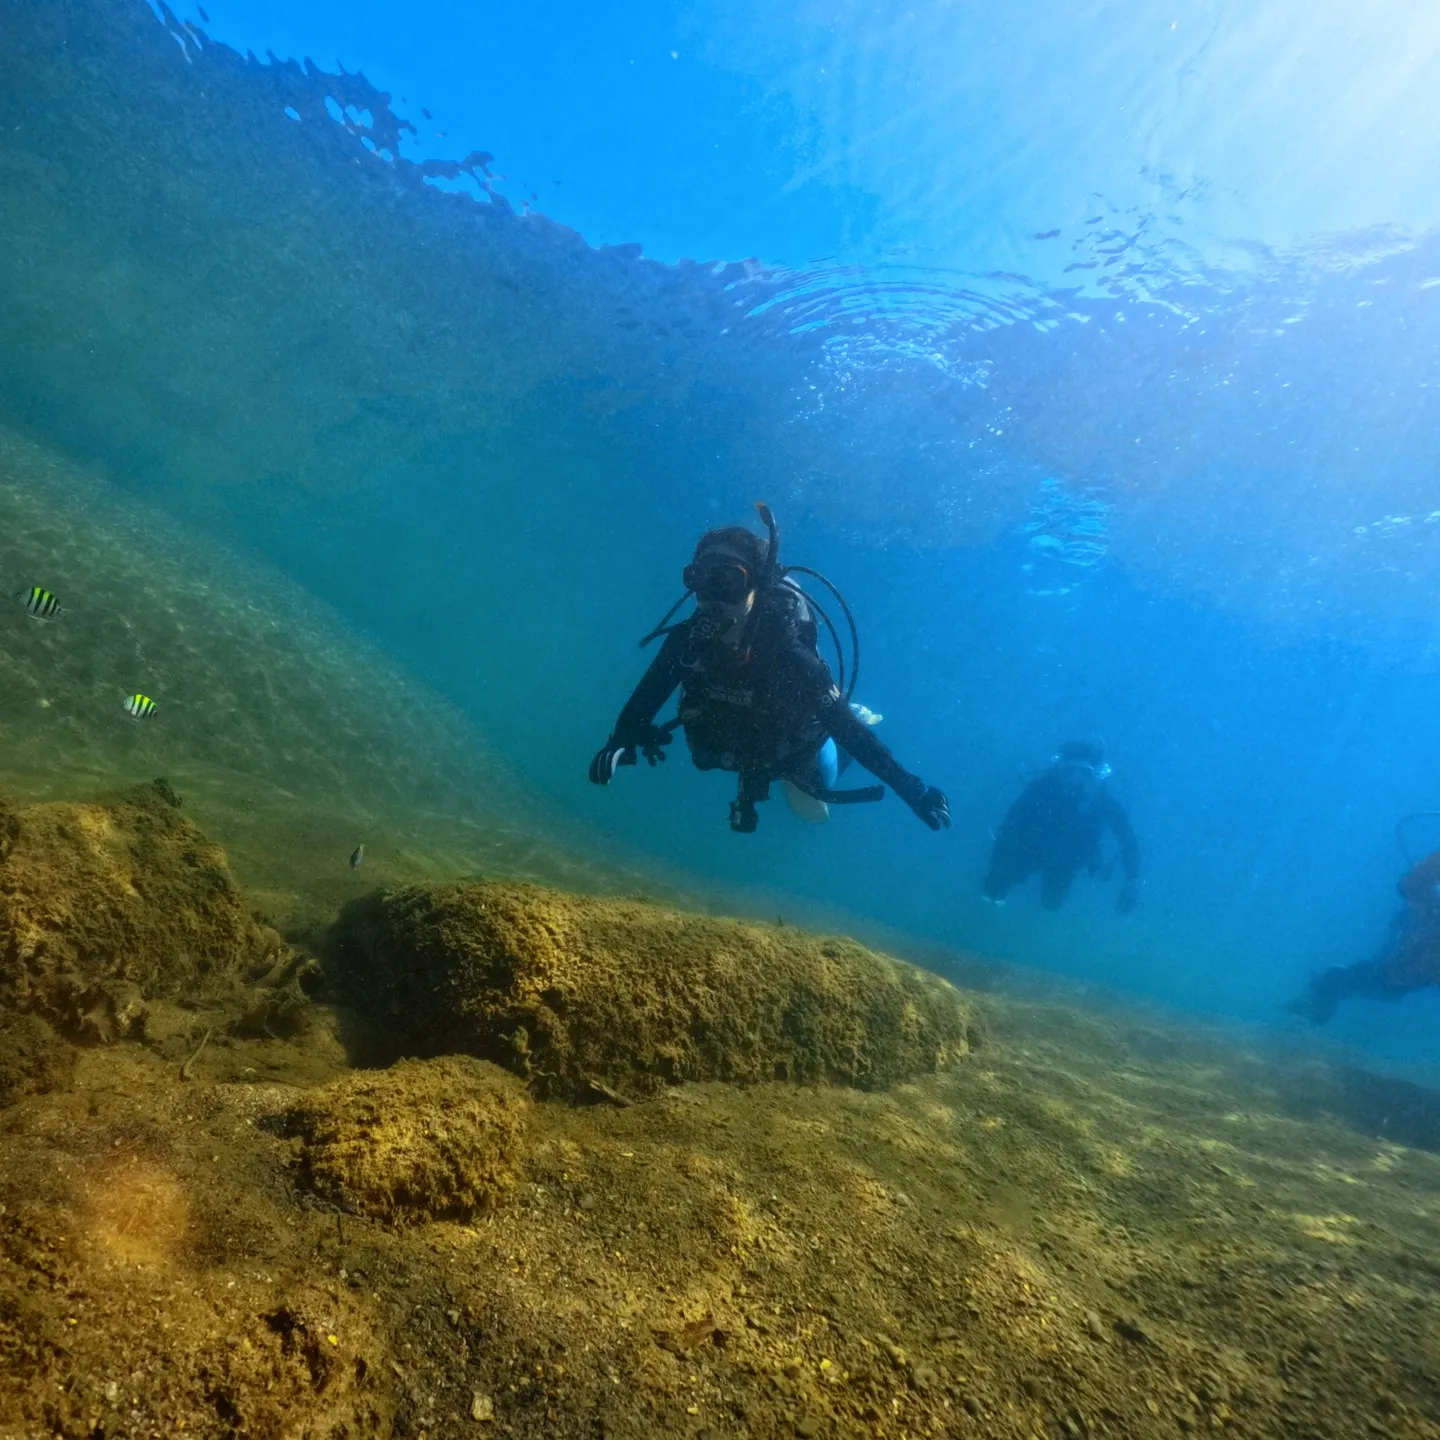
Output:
[
  {"xmin": 901, "ymin": 780, "xmax": 951, "ymax": 831},
  {"xmin": 588, "ymin": 736, "xmax": 636, "ymax": 785},
  {"xmin": 1116, "ymin": 880, "xmax": 1139, "ymax": 915},
  {"xmin": 637, "ymin": 723, "xmax": 671, "ymax": 767}
]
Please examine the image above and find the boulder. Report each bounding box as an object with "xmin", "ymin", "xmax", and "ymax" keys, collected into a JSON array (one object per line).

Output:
[
  {"xmin": 0, "ymin": 1011, "xmax": 74, "ymax": 1107},
  {"xmin": 337, "ymin": 881, "xmax": 972, "ymax": 1101},
  {"xmin": 286, "ymin": 1055, "xmax": 529, "ymax": 1223},
  {"xmin": 0, "ymin": 780, "xmax": 283, "ymax": 1041}
]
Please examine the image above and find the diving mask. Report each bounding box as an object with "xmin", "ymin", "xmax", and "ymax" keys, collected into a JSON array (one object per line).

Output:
[
  {"xmin": 1054, "ymin": 758, "xmax": 1112, "ymax": 787},
  {"xmin": 683, "ymin": 557, "xmax": 753, "ymax": 605}
]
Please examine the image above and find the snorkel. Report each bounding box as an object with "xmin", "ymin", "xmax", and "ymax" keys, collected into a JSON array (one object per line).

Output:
[{"xmin": 754, "ymin": 501, "xmax": 780, "ymax": 586}]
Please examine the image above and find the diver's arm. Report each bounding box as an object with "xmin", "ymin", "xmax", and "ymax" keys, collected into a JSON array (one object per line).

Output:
[
  {"xmin": 774, "ymin": 620, "xmax": 947, "ymax": 822},
  {"xmin": 611, "ymin": 633, "xmax": 685, "ymax": 745},
  {"xmin": 590, "ymin": 633, "xmax": 685, "ymax": 785},
  {"xmin": 1103, "ymin": 795, "xmax": 1141, "ymax": 912},
  {"xmin": 1104, "ymin": 798, "xmax": 1141, "ymax": 883},
  {"xmin": 1399, "ymin": 849, "xmax": 1440, "ymax": 908},
  {"xmin": 826, "ymin": 698, "xmax": 914, "ymax": 791},
  {"xmin": 991, "ymin": 793, "xmax": 1032, "ymax": 850},
  {"xmin": 999, "ymin": 780, "xmax": 1048, "ymax": 836},
  {"xmin": 825, "ymin": 695, "xmax": 950, "ymax": 829},
  {"xmin": 763, "ymin": 603, "xmax": 948, "ymax": 825}
]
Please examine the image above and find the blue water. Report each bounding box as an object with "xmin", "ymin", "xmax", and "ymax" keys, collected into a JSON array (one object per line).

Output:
[{"xmin": 7, "ymin": 0, "xmax": 1440, "ymax": 1066}]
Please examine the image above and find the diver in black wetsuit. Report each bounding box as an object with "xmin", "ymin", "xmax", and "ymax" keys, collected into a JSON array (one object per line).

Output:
[
  {"xmin": 1289, "ymin": 846, "xmax": 1440, "ymax": 1024},
  {"xmin": 982, "ymin": 741, "xmax": 1140, "ymax": 913},
  {"xmin": 588, "ymin": 515, "xmax": 950, "ymax": 835}
]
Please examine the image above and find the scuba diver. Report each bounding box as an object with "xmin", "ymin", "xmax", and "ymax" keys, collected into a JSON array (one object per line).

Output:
[
  {"xmin": 982, "ymin": 740, "xmax": 1140, "ymax": 912},
  {"xmin": 588, "ymin": 506, "xmax": 950, "ymax": 835},
  {"xmin": 1288, "ymin": 839, "xmax": 1440, "ymax": 1025}
]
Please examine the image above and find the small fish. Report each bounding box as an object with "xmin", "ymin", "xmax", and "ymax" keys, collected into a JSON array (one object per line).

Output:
[
  {"xmin": 349, "ymin": 844, "xmax": 365, "ymax": 870},
  {"xmin": 16, "ymin": 586, "xmax": 60, "ymax": 620},
  {"xmin": 123, "ymin": 693, "xmax": 157, "ymax": 719}
]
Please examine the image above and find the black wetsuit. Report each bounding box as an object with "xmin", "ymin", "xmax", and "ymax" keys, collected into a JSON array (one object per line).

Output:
[
  {"xmin": 983, "ymin": 768, "xmax": 1141, "ymax": 910},
  {"xmin": 611, "ymin": 582, "xmax": 928, "ymax": 817},
  {"xmin": 1293, "ymin": 849, "xmax": 1440, "ymax": 1022}
]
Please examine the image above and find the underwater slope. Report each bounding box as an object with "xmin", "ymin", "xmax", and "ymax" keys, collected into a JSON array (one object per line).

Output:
[
  {"xmin": 4, "ymin": 814, "xmax": 1438, "ymax": 1439},
  {"xmin": 0, "ymin": 423, "xmax": 685, "ymax": 933},
  {"xmin": 3, "ymin": 871, "xmax": 1440, "ymax": 1439}
]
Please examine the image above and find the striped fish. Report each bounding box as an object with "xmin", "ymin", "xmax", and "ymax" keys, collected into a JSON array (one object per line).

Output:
[
  {"xmin": 123, "ymin": 693, "xmax": 157, "ymax": 719},
  {"xmin": 15, "ymin": 586, "xmax": 60, "ymax": 620}
]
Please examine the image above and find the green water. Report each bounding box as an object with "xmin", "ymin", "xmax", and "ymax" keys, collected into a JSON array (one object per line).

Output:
[{"xmin": 0, "ymin": 424, "xmax": 690, "ymax": 938}]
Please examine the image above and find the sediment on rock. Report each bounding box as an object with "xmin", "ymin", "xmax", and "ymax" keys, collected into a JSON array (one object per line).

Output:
[
  {"xmin": 285, "ymin": 1055, "xmax": 529, "ymax": 1224},
  {"xmin": 335, "ymin": 881, "xmax": 972, "ymax": 1101},
  {"xmin": 0, "ymin": 1011, "xmax": 74, "ymax": 1107},
  {"xmin": 0, "ymin": 779, "xmax": 284, "ymax": 1041}
]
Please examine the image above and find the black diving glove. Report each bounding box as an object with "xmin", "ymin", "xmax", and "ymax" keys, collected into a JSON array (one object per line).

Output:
[
  {"xmin": 589, "ymin": 736, "xmax": 635, "ymax": 785},
  {"xmin": 896, "ymin": 776, "xmax": 951, "ymax": 831},
  {"xmin": 1116, "ymin": 880, "xmax": 1139, "ymax": 915},
  {"xmin": 588, "ymin": 725, "xmax": 671, "ymax": 785},
  {"xmin": 637, "ymin": 724, "xmax": 671, "ymax": 766}
]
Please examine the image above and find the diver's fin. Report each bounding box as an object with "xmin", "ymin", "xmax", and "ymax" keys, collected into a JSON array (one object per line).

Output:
[{"xmin": 782, "ymin": 780, "xmax": 830, "ymax": 824}]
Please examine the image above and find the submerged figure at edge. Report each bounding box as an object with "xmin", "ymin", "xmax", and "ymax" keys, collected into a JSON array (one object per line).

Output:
[
  {"xmin": 1289, "ymin": 846, "xmax": 1440, "ymax": 1024},
  {"xmin": 588, "ymin": 508, "xmax": 950, "ymax": 835},
  {"xmin": 982, "ymin": 740, "xmax": 1140, "ymax": 913}
]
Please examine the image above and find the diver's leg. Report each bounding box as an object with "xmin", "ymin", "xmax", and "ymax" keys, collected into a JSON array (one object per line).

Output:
[
  {"xmin": 1288, "ymin": 960, "xmax": 1417, "ymax": 1024},
  {"xmin": 982, "ymin": 838, "xmax": 1032, "ymax": 903},
  {"xmin": 781, "ymin": 740, "xmax": 836, "ymax": 823},
  {"xmin": 836, "ymin": 703, "xmax": 881, "ymax": 779},
  {"xmin": 815, "ymin": 738, "xmax": 839, "ymax": 790},
  {"xmin": 1040, "ymin": 865, "xmax": 1076, "ymax": 911},
  {"xmin": 1292, "ymin": 914, "xmax": 1440, "ymax": 1023}
]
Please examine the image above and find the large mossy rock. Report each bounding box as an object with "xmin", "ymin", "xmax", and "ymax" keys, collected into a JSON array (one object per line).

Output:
[
  {"xmin": 0, "ymin": 780, "xmax": 283, "ymax": 1041},
  {"xmin": 338, "ymin": 881, "xmax": 972, "ymax": 1101}
]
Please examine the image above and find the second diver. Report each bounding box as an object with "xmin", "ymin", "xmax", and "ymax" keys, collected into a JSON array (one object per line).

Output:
[
  {"xmin": 588, "ymin": 508, "xmax": 950, "ymax": 835},
  {"xmin": 1288, "ymin": 840, "xmax": 1440, "ymax": 1024},
  {"xmin": 982, "ymin": 740, "xmax": 1140, "ymax": 913}
]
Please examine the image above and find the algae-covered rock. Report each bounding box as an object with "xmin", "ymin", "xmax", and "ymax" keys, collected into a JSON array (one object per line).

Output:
[
  {"xmin": 339, "ymin": 881, "xmax": 972, "ymax": 1100},
  {"xmin": 288, "ymin": 1055, "xmax": 528, "ymax": 1223},
  {"xmin": 0, "ymin": 779, "xmax": 283, "ymax": 1040},
  {"xmin": 0, "ymin": 1011, "xmax": 75, "ymax": 1107}
]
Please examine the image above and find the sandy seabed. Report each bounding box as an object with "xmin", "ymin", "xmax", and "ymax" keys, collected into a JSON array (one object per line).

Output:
[{"xmin": 4, "ymin": 891, "xmax": 1440, "ymax": 1440}]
